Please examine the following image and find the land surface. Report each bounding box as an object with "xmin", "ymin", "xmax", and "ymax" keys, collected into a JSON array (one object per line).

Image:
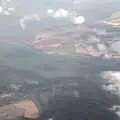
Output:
[{"xmin": 31, "ymin": 22, "xmax": 120, "ymax": 59}]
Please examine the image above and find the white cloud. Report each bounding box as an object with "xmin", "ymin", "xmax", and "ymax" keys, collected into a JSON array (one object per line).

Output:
[
  {"xmin": 48, "ymin": 9, "xmax": 54, "ymax": 15},
  {"xmin": 52, "ymin": 8, "xmax": 69, "ymax": 18},
  {"xmin": 73, "ymin": 16, "xmax": 85, "ymax": 24},
  {"xmin": 10, "ymin": 84, "xmax": 22, "ymax": 90},
  {"xmin": 0, "ymin": 0, "xmax": 16, "ymax": 16},
  {"xmin": 96, "ymin": 44, "xmax": 107, "ymax": 52},
  {"xmin": 0, "ymin": 93, "xmax": 14, "ymax": 98},
  {"xmin": 3, "ymin": 11, "xmax": 11, "ymax": 16},
  {"xmin": 111, "ymin": 42, "xmax": 120, "ymax": 54},
  {"xmin": 109, "ymin": 105, "xmax": 120, "ymax": 117},
  {"xmin": 100, "ymin": 70, "xmax": 120, "ymax": 118},
  {"xmin": 19, "ymin": 14, "xmax": 40, "ymax": 30},
  {"xmin": 23, "ymin": 14, "xmax": 40, "ymax": 21},
  {"xmin": 102, "ymin": 71, "xmax": 120, "ymax": 96},
  {"xmin": 102, "ymin": 71, "xmax": 120, "ymax": 117},
  {"xmin": 7, "ymin": 7, "xmax": 15, "ymax": 12},
  {"xmin": 48, "ymin": 118, "xmax": 54, "ymax": 120},
  {"xmin": 0, "ymin": 6, "xmax": 3, "ymax": 13},
  {"xmin": 20, "ymin": 23, "xmax": 26, "ymax": 30},
  {"xmin": 19, "ymin": 19, "xmax": 26, "ymax": 30}
]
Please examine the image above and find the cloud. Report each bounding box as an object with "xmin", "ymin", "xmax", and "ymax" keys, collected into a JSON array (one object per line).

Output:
[
  {"xmin": 52, "ymin": 8, "xmax": 69, "ymax": 18},
  {"xmin": 3, "ymin": 11, "xmax": 11, "ymax": 16},
  {"xmin": 102, "ymin": 71, "xmax": 120, "ymax": 117},
  {"xmin": 47, "ymin": 9, "xmax": 54, "ymax": 15},
  {"xmin": 109, "ymin": 105, "xmax": 120, "ymax": 117},
  {"xmin": 10, "ymin": 84, "xmax": 22, "ymax": 91},
  {"xmin": 73, "ymin": 16, "xmax": 85, "ymax": 24},
  {"xmin": 19, "ymin": 19, "xmax": 26, "ymax": 30},
  {"xmin": 96, "ymin": 44, "xmax": 107, "ymax": 53},
  {"xmin": 7, "ymin": 7, "xmax": 15, "ymax": 12},
  {"xmin": 111, "ymin": 42, "xmax": 120, "ymax": 54},
  {"xmin": 0, "ymin": 6, "xmax": 3, "ymax": 13},
  {"xmin": 102, "ymin": 71, "xmax": 120, "ymax": 96},
  {"xmin": 0, "ymin": 93, "xmax": 14, "ymax": 98},
  {"xmin": 23, "ymin": 14, "xmax": 40, "ymax": 21},
  {"xmin": 46, "ymin": 8, "xmax": 86, "ymax": 26},
  {"xmin": 0, "ymin": 0, "xmax": 15, "ymax": 16},
  {"xmin": 19, "ymin": 14, "xmax": 40, "ymax": 30},
  {"xmin": 48, "ymin": 118, "xmax": 54, "ymax": 120}
]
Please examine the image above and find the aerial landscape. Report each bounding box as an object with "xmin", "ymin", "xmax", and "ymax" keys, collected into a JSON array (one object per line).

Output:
[
  {"xmin": 1, "ymin": 0, "xmax": 120, "ymax": 120},
  {"xmin": 31, "ymin": 22, "xmax": 120, "ymax": 58}
]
